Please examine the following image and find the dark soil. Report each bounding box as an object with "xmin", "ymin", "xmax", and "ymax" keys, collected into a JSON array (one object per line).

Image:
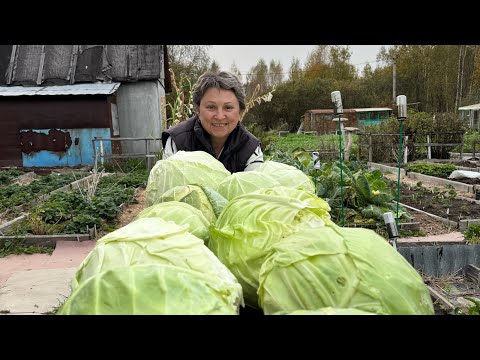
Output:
[
  {"xmin": 427, "ymin": 172, "xmax": 480, "ymax": 185},
  {"xmin": 448, "ymin": 178, "xmax": 480, "ymax": 185},
  {"xmin": 399, "ymin": 183, "xmax": 480, "ymax": 221},
  {"xmin": 456, "ymin": 160, "xmax": 480, "ymax": 168}
]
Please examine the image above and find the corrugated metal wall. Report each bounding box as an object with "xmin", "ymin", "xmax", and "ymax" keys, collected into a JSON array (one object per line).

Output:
[
  {"xmin": 21, "ymin": 128, "xmax": 112, "ymax": 167},
  {"xmin": 0, "ymin": 45, "xmax": 168, "ymax": 167},
  {"xmin": 398, "ymin": 245, "xmax": 480, "ymax": 277},
  {"xmin": 116, "ymin": 80, "xmax": 164, "ymax": 155},
  {"xmin": 0, "ymin": 97, "xmax": 113, "ymax": 167}
]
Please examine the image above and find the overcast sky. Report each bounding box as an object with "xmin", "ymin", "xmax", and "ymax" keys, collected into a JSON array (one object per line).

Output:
[{"xmin": 209, "ymin": 45, "xmax": 390, "ymax": 80}]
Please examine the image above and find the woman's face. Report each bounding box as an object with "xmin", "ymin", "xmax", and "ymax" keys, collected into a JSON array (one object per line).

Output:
[{"xmin": 197, "ymin": 88, "xmax": 242, "ymax": 143}]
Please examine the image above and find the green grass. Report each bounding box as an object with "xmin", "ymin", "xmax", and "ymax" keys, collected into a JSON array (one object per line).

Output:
[
  {"xmin": 267, "ymin": 133, "xmax": 359, "ymax": 161},
  {"xmin": 271, "ymin": 134, "xmax": 327, "ymax": 152}
]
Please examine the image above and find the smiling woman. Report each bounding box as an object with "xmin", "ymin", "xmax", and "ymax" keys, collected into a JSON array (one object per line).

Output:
[
  {"xmin": 198, "ymin": 88, "xmax": 240, "ymax": 157},
  {"xmin": 161, "ymin": 71, "xmax": 264, "ymax": 173}
]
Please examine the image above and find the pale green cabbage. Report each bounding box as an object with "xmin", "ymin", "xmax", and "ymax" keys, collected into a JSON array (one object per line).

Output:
[
  {"xmin": 154, "ymin": 185, "xmax": 223, "ymax": 223},
  {"xmin": 145, "ymin": 150, "xmax": 230, "ymax": 206},
  {"xmin": 201, "ymin": 186, "xmax": 228, "ymax": 218},
  {"xmin": 258, "ymin": 225, "xmax": 434, "ymax": 315},
  {"xmin": 216, "ymin": 171, "xmax": 281, "ymax": 201},
  {"xmin": 208, "ymin": 186, "xmax": 332, "ymax": 308},
  {"xmin": 135, "ymin": 201, "xmax": 210, "ymax": 242},
  {"xmin": 68, "ymin": 217, "xmax": 242, "ymax": 311},
  {"xmin": 254, "ymin": 161, "xmax": 316, "ymax": 194},
  {"xmin": 58, "ymin": 264, "xmax": 238, "ymax": 315}
]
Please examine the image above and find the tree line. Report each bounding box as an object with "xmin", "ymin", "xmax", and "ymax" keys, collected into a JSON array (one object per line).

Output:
[{"xmin": 166, "ymin": 45, "xmax": 480, "ymax": 133}]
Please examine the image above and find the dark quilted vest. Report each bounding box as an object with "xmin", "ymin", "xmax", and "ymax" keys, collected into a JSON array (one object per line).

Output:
[{"xmin": 162, "ymin": 115, "xmax": 260, "ymax": 173}]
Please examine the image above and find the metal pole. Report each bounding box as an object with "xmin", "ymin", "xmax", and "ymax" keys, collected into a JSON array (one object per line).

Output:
[
  {"xmin": 393, "ymin": 57, "xmax": 396, "ymax": 104},
  {"xmin": 368, "ymin": 134, "xmax": 372, "ymax": 162},
  {"xmin": 146, "ymin": 139, "xmax": 152, "ymax": 172},
  {"xmin": 396, "ymin": 119, "xmax": 404, "ymax": 227},
  {"xmin": 92, "ymin": 139, "xmax": 97, "ymax": 172},
  {"xmin": 100, "ymin": 140, "xmax": 104, "ymax": 167},
  {"xmin": 396, "ymin": 95, "xmax": 407, "ymax": 228},
  {"xmin": 331, "ymin": 91, "xmax": 345, "ymax": 227},
  {"xmin": 339, "ymin": 116, "xmax": 345, "ymax": 226}
]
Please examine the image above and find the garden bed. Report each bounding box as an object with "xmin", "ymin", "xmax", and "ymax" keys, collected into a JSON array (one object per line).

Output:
[
  {"xmin": 0, "ymin": 171, "xmax": 148, "ymax": 257},
  {"xmin": 369, "ymin": 163, "xmax": 480, "ymax": 230},
  {"xmin": 398, "ymin": 244, "xmax": 480, "ymax": 314},
  {"xmin": 0, "ymin": 170, "xmax": 92, "ymax": 227},
  {"xmin": 398, "ymin": 183, "xmax": 480, "ymax": 227}
]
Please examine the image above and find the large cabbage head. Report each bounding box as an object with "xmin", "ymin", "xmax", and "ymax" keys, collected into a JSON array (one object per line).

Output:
[
  {"xmin": 145, "ymin": 150, "xmax": 230, "ymax": 206},
  {"xmin": 254, "ymin": 161, "xmax": 316, "ymax": 194},
  {"xmin": 216, "ymin": 171, "xmax": 281, "ymax": 201},
  {"xmin": 258, "ymin": 225, "xmax": 434, "ymax": 315},
  {"xmin": 70, "ymin": 217, "xmax": 242, "ymax": 309},
  {"xmin": 154, "ymin": 184, "xmax": 226, "ymax": 223},
  {"xmin": 58, "ymin": 264, "xmax": 238, "ymax": 315},
  {"xmin": 208, "ymin": 186, "xmax": 332, "ymax": 307},
  {"xmin": 135, "ymin": 201, "xmax": 210, "ymax": 242}
]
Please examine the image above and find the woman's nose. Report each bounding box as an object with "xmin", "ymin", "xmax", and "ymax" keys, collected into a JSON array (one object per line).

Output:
[{"xmin": 215, "ymin": 109, "xmax": 226, "ymax": 119}]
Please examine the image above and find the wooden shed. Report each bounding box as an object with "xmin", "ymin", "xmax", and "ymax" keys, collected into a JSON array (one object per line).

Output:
[
  {"xmin": 303, "ymin": 109, "xmax": 357, "ymax": 135},
  {"xmin": 0, "ymin": 45, "xmax": 171, "ymax": 168},
  {"xmin": 458, "ymin": 103, "xmax": 480, "ymax": 131},
  {"xmin": 303, "ymin": 107, "xmax": 393, "ymax": 135}
]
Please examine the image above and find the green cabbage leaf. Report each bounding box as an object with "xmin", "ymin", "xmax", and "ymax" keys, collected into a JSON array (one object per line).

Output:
[
  {"xmin": 258, "ymin": 225, "xmax": 434, "ymax": 315},
  {"xmin": 135, "ymin": 201, "xmax": 210, "ymax": 242},
  {"xmin": 216, "ymin": 171, "xmax": 281, "ymax": 201},
  {"xmin": 67, "ymin": 217, "xmax": 242, "ymax": 313},
  {"xmin": 254, "ymin": 161, "xmax": 316, "ymax": 194},
  {"xmin": 58, "ymin": 264, "xmax": 238, "ymax": 315},
  {"xmin": 208, "ymin": 186, "xmax": 332, "ymax": 307},
  {"xmin": 154, "ymin": 185, "xmax": 223, "ymax": 224},
  {"xmin": 145, "ymin": 150, "xmax": 230, "ymax": 206}
]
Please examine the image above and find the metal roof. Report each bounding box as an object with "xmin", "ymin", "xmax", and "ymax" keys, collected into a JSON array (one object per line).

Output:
[
  {"xmin": 458, "ymin": 103, "xmax": 480, "ymax": 111},
  {"xmin": 0, "ymin": 82, "xmax": 120, "ymax": 96},
  {"xmin": 353, "ymin": 107, "xmax": 393, "ymax": 112},
  {"xmin": 307, "ymin": 109, "xmax": 356, "ymax": 114},
  {"xmin": 307, "ymin": 108, "xmax": 392, "ymax": 114}
]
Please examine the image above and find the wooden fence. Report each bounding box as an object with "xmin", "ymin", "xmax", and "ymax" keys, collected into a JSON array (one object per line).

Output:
[{"xmin": 358, "ymin": 131, "xmax": 465, "ymax": 163}]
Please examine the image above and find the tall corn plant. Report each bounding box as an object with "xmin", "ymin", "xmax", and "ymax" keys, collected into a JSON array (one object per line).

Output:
[
  {"xmin": 166, "ymin": 69, "xmax": 194, "ymax": 128},
  {"xmin": 242, "ymin": 83, "xmax": 275, "ymax": 119}
]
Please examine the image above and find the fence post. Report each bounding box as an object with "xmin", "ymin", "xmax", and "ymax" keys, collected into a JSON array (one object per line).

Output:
[
  {"xmin": 358, "ymin": 134, "xmax": 362, "ymax": 161},
  {"xmin": 92, "ymin": 139, "xmax": 97, "ymax": 171},
  {"xmin": 403, "ymin": 135, "xmax": 408, "ymax": 164},
  {"xmin": 368, "ymin": 134, "xmax": 372, "ymax": 162},
  {"xmin": 427, "ymin": 134, "xmax": 431, "ymax": 160},
  {"xmin": 460, "ymin": 132, "xmax": 464, "ymax": 160},
  {"xmin": 100, "ymin": 140, "xmax": 104, "ymax": 166},
  {"xmin": 146, "ymin": 139, "xmax": 152, "ymax": 171}
]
